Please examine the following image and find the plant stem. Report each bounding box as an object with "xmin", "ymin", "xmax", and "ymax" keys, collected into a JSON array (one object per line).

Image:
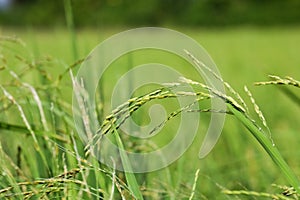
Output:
[
  {"xmin": 113, "ymin": 125, "xmax": 144, "ymax": 200},
  {"xmin": 64, "ymin": 0, "xmax": 78, "ymax": 60},
  {"xmin": 227, "ymin": 103, "xmax": 300, "ymax": 194}
]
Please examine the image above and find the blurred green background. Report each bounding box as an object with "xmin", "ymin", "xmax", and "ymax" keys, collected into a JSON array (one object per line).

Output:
[
  {"xmin": 0, "ymin": 0, "xmax": 300, "ymax": 199},
  {"xmin": 1, "ymin": 0, "xmax": 300, "ymax": 27}
]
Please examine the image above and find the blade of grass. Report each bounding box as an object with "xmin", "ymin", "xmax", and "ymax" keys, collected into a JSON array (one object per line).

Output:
[
  {"xmin": 279, "ymin": 87, "xmax": 300, "ymax": 107},
  {"xmin": 0, "ymin": 86, "xmax": 51, "ymax": 176},
  {"xmin": 189, "ymin": 169, "xmax": 200, "ymax": 200},
  {"xmin": 222, "ymin": 189, "xmax": 291, "ymax": 200},
  {"xmin": 0, "ymin": 121, "xmax": 67, "ymax": 142},
  {"xmin": 227, "ymin": 103, "xmax": 300, "ymax": 194},
  {"xmin": 0, "ymin": 143, "xmax": 24, "ymax": 200},
  {"xmin": 64, "ymin": 0, "xmax": 78, "ymax": 60},
  {"xmin": 112, "ymin": 124, "xmax": 144, "ymax": 200},
  {"xmin": 255, "ymin": 75, "xmax": 300, "ymax": 106}
]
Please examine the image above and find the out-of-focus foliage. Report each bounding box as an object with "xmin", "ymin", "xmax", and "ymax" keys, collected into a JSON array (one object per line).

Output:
[{"xmin": 1, "ymin": 0, "xmax": 300, "ymax": 27}]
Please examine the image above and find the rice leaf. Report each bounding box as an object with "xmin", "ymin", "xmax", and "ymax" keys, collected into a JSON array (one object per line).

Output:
[
  {"xmin": 112, "ymin": 124, "xmax": 144, "ymax": 200},
  {"xmin": 227, "ymin": 103, "xmax": 300, "ymax": 194}
]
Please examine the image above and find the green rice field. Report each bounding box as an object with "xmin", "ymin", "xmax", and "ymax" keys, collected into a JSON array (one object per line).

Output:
[{"xmin": 0, "ymin": 26, "xmax": 299, "ymax": 199}]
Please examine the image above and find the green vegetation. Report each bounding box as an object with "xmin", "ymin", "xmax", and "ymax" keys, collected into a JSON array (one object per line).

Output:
[
  {"xmin": 0, "ymin": 27, "xmax": 300, "ymax": 199},
  {"xmin": 2, "ymin": 0, "xmax": 300, "ymax": 27}
]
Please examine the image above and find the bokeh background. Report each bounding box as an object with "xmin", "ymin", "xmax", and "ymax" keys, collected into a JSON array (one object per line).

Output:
[
  {"xmin": 1, "ymin": 0, "xmax": 300, "ymax": 27},
  {"xmin": 0, "ymin": 1, "xmax": 300, "ymax": 199}
]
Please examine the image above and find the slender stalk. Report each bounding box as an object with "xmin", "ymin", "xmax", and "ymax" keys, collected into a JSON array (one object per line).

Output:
[
  {"xmin": 64, "ymin": 0, "xmax": 78, "ymax": 60},
  {"xmin": 227, "ymin": 103, "xmax": 300, "ymax": 194},
  {"xmin": 113, "ymin": 125, "xmax": 144, "ymax": 200},
  {"xmin": 0, "ymin": 121, "xmax": 67, "ymax": 142}
]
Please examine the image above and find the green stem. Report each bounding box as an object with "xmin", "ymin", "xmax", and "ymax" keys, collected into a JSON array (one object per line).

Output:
[
  {"xmin": 227, "ymin": 103, "xmax": 300, "ymax": 193},
  {"xmin": 64, "ymin": 0, "xmax": 78, "ymax": 60},
  {"xmin": 113, "ymin": 125, "xmax": 144, "ymax": 200}
]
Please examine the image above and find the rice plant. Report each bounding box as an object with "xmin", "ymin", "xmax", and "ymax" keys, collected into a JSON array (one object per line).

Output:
[
  {"xmin": 87, "ymin": 50, "xmax": 300, "ymax": 198},
  {"xmin": 0, "ymin": 36, "xmax": 132, "ymax": 199},
  {"xmin": 0, "ymin": 32, "xmax": 299, "ymax": 199},
  {"xmin": 255, "ymin": 75, "xmax": 300, "ymax": 107}
]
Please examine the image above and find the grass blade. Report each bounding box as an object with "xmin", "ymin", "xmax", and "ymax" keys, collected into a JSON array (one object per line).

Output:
[
  {"xmin": 279, "ymin": 87, "xmax": 300, "ymax": 107},
  {"xmin": 189, "ymin": 169, "xmax": 200, "ymax": 200},
  {"xmin": 0, "ymin": 121, "xmax": 67, "ymax": 142},
  {"xmin": 112, "ymin": 125, "xmax": 144, "ymax": 200},
  {"xmin": 227, "ymin": 103, "xmax": 300, "ymax": 194},
  {"xmin": 255, "ymin": 75, "xmax": 300, "ymax": 106},
  {"xmin": 64, "ymin": 0, "xmax": 78, "ymax": 60}
]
